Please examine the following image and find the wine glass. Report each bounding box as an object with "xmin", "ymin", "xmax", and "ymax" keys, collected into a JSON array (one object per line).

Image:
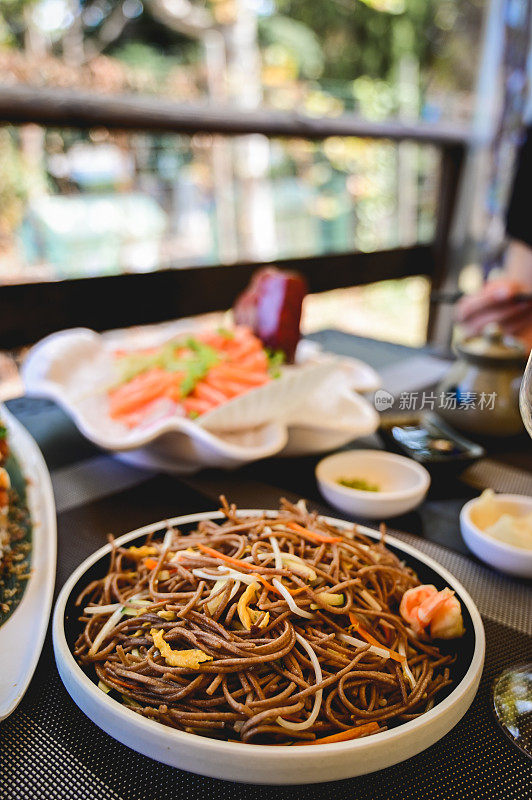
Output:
[
  {"xmin": 519, "ymin": 351, "xmax": 532, "ymax": 437},
  {"xmin": 491, "ymin": 351, "xmax": 532, "ymax": 758}
]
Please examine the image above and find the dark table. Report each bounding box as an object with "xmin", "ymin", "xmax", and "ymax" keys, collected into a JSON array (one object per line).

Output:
[{"xmin": 1, "ymin": 331, "xmax": 531, "ymax": 800}]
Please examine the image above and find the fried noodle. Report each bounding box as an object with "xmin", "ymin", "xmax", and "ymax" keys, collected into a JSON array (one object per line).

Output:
[{"xmin": 74, "ymin": 498, "xmax": 456, "ymax": 744}]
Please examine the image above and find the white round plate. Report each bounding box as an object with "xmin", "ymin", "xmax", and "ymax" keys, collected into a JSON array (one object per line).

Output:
[
  {"xmin": 53, "ymin": 510, "xmax": 484, "ymax": 784},
  {"xmin": 0, "ymin": 405, "xmax": 57, "ymax": 720}
]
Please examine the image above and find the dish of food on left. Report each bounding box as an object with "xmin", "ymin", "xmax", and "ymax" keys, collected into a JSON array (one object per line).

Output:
[
  {"xmin": 0, "ymin": 405, "xmax": 56, "ymax": 720},
  {"xmin": 53, "ymin": 498, "xmax": 484, "ymax": 784}
]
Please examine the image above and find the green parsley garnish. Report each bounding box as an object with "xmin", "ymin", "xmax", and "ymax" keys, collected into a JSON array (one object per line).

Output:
[
  {"xmin": 338, "ymin": 477, "xmax": 380, "ymax": 492},
  {"xmin": 113, "ymin": 337, "xmax": 220, "ymax": 398},
  {"xmin": 266, "ymin": 349, "xmax": 285, "ymax": 378},
  {"xmin": 216, "ymin": 327, "xmax": 235, "ymax": 340}
]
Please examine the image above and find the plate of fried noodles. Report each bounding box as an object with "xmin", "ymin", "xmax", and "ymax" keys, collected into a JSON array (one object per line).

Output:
[{"xmin": 53, "ymin": 499, "xmax": 484, "ymax": 784}]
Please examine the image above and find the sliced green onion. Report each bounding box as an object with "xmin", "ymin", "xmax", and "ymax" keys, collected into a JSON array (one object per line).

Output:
[{"xmin": 121, "ymin": 694, "xmax": 142, "ymax": 708}]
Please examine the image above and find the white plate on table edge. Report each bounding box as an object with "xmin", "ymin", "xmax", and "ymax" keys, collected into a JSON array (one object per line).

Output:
[
  {"xmin": 0, "ymin": 405, "xmax": 57, "ymax": 721},
  {"xmin": 53, "ymin": 509, "xmax": 484, "ymax": 784}
]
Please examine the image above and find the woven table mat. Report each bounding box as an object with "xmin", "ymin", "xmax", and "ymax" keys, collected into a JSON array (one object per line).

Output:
[
  {"xmin": 461, "ymin": 458, "xmax": 532, "ymax": 496},
  {"xmin": 1, "ymin": 466, "xmax": 531, "ymax": 800}
]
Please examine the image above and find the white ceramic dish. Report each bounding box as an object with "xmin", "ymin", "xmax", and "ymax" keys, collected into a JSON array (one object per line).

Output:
[
  {"xmin": 0, "ymin": 405, "xmax": 57, "ymax": 720},
  {"xmin": 296, "ymin": 339, "xmax": 381, "ymax": 394},
  {"xmin": 115, "ymin": 421, "xmax": 288, "ymax": 474},
  {"xmin": 53, "ymin": 510, "xmax": 484, "ymax": 785},
  {"xmin": 22, "ymin": 327, "xmax": 380, "ymax": 471},
  {"xmin": 316, "ymin": 450, "xmax": 431, "ymax": 519},
  {"xmin": 460, "ymin": 494, "xmax": 532, "ymax": 578},
  {"xmin": 280, "ymin": 386, "xmax": 379, "ymax": 457},
  {"xmin": 22, "ymin": 327, "xmax": 333, "ymax": 436}
]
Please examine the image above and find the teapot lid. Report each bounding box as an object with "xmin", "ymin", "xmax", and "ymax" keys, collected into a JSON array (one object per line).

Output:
[{"xmin": 456, "ymin": 324, "xmax": 527, "ymax": 367}]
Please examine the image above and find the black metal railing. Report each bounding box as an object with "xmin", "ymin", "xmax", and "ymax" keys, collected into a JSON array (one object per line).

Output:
[{"xmin": 0, "ymin": 84, "xmax": 469, "ymax": 348}]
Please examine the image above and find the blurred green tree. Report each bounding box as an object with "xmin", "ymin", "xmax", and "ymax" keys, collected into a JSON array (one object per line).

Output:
[{"xmin": 272, "ymin": 0, "xmax": 482, "ymax": 90}]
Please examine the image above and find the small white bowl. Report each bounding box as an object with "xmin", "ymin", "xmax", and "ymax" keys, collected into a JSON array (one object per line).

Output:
[
  {"xmin": 460, "ymin": 494, "xmax": 532, "ymax": 578},
  {"xmin": 316, "ymin": 449, "xmax": 431, "ymax": 519}
]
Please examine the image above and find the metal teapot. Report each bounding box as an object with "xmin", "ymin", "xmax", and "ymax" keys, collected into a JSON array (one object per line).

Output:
[{"xmin": 436, "ymin": 324, "xmax": 528, "ymax": 437}]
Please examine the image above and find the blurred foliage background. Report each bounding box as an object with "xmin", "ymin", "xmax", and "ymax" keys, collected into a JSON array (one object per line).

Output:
[{"xmin": 0, "ymin": 0, "xmax": 485, "ymax": 346}]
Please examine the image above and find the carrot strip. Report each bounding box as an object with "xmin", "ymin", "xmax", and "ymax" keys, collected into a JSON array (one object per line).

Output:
[
  {"xmin": 289, "ymin": 586, "xmax": 308, "ymax": 597},
  {"xmin": 348, "ymin": 612, "xmax": 404, "ymax": 662},
  {"xmin": 203, "ymin": 374, "xmax": 249, "ymax": 398},
  {"xmin": 256, "ymin": 575, "xmax": 280, "ymax": 595},
  {"xmin": 196, "ymin": 545, "xmax": 308, "ymax": 599},
  {"xmin": 224, "ymin": 339, "xmax": 263, "ymax": 362},
  {"xmin": 181, "ymin": 397, "xmax": 215, "ymax": 415},
  {"xmin": 287, "ymin": 522, "xmax": 343, "ymax": 545},
  {"xmin": 108, "ymin": 677, "xmax": 141, "ymax": 691},
  {"xmin": 193, "ymin": 382, "xmax": 228, "ymax": 405},
  {"xmin": 235, "ymin": 351, "xmax": 268, "ymax": 371},
  {"xmin": 197, "ymin": 544, "xmax": 263, "ymax": 572},
  {"xmin": 144, "ymin": 557, "xmax": 178, "ymax": 578},
  {"xmin": 256, "ymin": 576, "xmax": 308, "ymax": 598},
  {"xmin": 109, "ymin": 369, "xmax": 175, "ymax": 416},
  {"xmin": 294, "ymin": 722, "xmax": 381, "ymax": 745},
  {"xmin": 209, "ymin": 364, "xmax": 269, "ymax": 386}
]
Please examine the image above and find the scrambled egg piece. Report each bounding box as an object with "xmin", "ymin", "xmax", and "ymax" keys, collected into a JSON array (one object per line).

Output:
[
  {"xmin": 237, "ymin": 582, "xmax": 270, "ymax": 630},
  {"xmin": 157, "ymin": 610, "xmax": 177, "ymax": 621},
  {"xmin": 150, "ymin": 628, "xmax": 213, "ymax": 668},
  {"xmin": 128, "ymin": 545, "xmax": 158, "ymax": 558}
]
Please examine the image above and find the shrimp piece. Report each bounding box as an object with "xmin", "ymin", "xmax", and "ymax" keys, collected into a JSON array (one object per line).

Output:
[
  {"xmin": 400, "ymin": 584, "xmax": 465, "ymax": 639},
  {"xmin": 0, "ymin": 467, "xmax": 10, "ymax": 510},
  {"xmin": 400, "ymin": 584, "xmax": 438, "ymax": 635},
  {"xmin": 0, "ymin": 467, "xmax": 10, "ymax": 557},
  {"xmin": 430, "ymin": 593, "xmax": 465, "ymax": 639}
]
